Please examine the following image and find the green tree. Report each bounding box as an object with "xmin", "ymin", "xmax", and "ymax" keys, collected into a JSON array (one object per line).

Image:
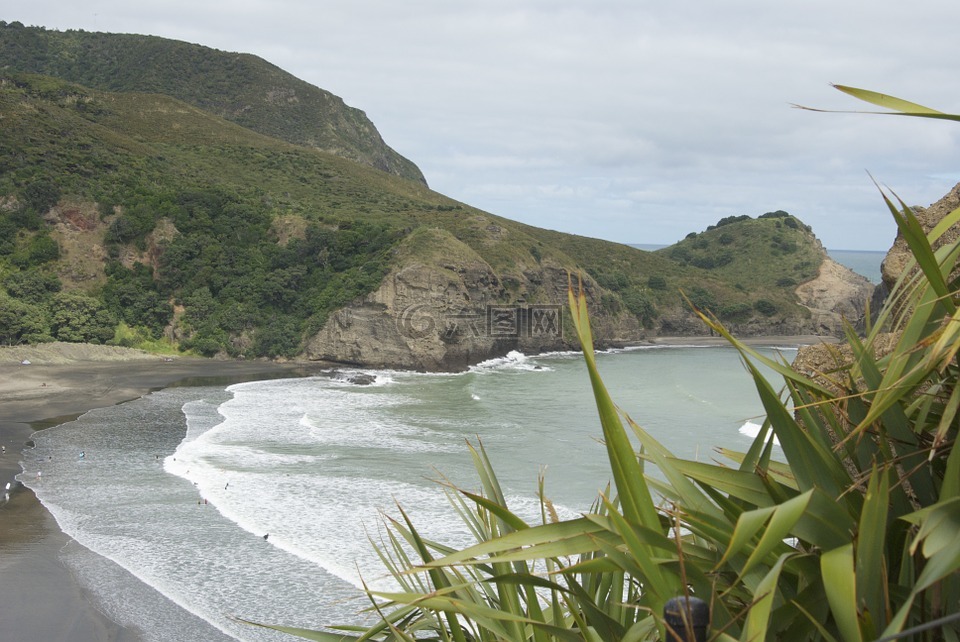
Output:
[
  {"xmin": 2, "ymin": 268, "xmax": 61, "ymax": 303},
  {"xmin": 621, "ymin": 287, "xmax": 657, "ymax": 328},
  {"xmin": 0, "ymin": 213, "xmax": 17, "ymax": 254},
  {"xmin": 49, "ymin": 292, "xmax": 116, "ymax": 343},
  {"xmin": 182, "ymin": 286, "xmax": 219, "ymax": 328},
  {"xmin": 754, "ymin": 298, "xmax": 777, "ymax": 316},
  {"xmin": 103, "ymin": 262, "xmax": 172, "ymax": 334},
  {"xmin": 686, "ymin": 285, "xmax": 717, "ymax": 311},
  {"xmin": 252, "ymin": 316, "xmax": 301, "ymax": 358},
  {"xmin": 0, "ymin": 294, "xmax": 49, "ymax": 344},
  {"xmin": 12, "ymin": 232, "xmax": 60, "ymax": 267},
  {"xmin": 647, "ymin": 274, "xmax": 667, "ymax": 290}
]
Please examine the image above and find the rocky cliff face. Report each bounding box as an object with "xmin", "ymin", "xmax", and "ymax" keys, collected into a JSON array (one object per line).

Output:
[
  {"xmin": 793, "ymin": 182, "xmax": 960, "ymax": 379},
  {"xmin": 794, "ymin": 256, "xmax": 874, "ymax": 335},
  {"xmin": 879, "ymin": 182, "xmax": 960, "ymax": 289},
  {"xmin": 304, "ymin": 228, "xmax": 643, "ymax": 371}
]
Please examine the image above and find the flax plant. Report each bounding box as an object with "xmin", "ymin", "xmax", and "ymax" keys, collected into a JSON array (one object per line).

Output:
[{"xmin": 258, "ymin": 88, "xmax": 960, "ymax": 641}]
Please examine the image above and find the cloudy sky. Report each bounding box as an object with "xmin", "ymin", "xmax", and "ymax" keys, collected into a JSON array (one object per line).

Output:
[{"xmin": 7, "ymin": 2, "xmax": 960, "ymax": 250}]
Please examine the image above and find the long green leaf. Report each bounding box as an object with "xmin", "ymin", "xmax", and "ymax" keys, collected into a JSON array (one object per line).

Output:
[
  {"xmin": 742, "ymin": 552, "xmax": 791, "ymax": 642},
  {"xmin": 821, "ymin": 544, "xmax": 862, "ymax": 642},
  {"xmin": 750, "ymin": 360, "xmax": 849, "ymax": 498},
  {"xmin": 795, "ymin": 84, "xmax": 960, "ymax": 121},
  {"xmin": 881, "ymin": 187, "xmax": 954, "ymax": 309},
  {"xmin": 720, "ymin": 505, "xmax": 776, "ymax": 569},
  {"xmin": 568, "ymin": 280, "xmax": 673, "ymax": 609},
  {"xmin": 855, "ymin": 467, "xmax": 890, "ymax": 637},
  {"xmin": 621, "ymin": 412, "xmax": 723, "ymax": 518},
  {"xmin": 741, "ymin": 490, "xmax": 812, "ymax": 578},
  {"xmin": 667, "ymin": 458, "xmax": 784, "ymax": 507},
  {"xmin": 832, "ymin": 85, "xmax": 945, "ymax": 115},
  {"xmin": 420, "ymin": 517, "xmax": 610, "ymax": 567}
]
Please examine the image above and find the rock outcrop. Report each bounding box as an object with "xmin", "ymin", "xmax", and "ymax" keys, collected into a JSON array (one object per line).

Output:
[
  {"xmin": 304, "ymin": 228, "xmax": 643, "ymax": 371},
  {"xmin": 794, "ymin": 181, "xmax": 960, "ymax": 380},
  {"xmin": 880, "ymin": 182, "xmax": 960, "ymax": 289},
  {"xmin": 794, "ymin": 257, "xmax": 874, "ymax": 335}
]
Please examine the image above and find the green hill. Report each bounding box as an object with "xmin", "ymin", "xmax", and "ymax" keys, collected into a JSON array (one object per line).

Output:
[
  {"xmin": 0, "ymin": 21, "xmax": 425, "ymax": 184},
  {"xmin": 0, "ymin": 24, "xmax": 872, "ymax": 368}
]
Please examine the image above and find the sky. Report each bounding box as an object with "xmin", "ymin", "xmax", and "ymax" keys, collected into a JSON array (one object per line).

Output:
[{"xmin": 6, "ymin": 2, "xmax": 960, "ymax": 251}]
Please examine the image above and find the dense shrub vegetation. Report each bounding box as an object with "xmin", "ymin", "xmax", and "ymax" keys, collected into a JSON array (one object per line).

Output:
[{"xmin": 4, "ymin": 183, "xmax": 400, "ymax": 356}]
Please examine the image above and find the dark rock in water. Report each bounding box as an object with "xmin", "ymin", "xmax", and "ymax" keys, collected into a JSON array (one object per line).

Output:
[
  {"xmin": 322, "ymin": 370, "xmax": 377, "ymax": 385},
  {"xmin": 344, "ymin": 373, "xmax": 377, "ymax": 386}
]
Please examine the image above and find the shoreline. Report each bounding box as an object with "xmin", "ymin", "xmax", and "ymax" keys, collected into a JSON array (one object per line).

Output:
[
  {"xmin": 0, "ymin": 345, "xmax": 318, "ymax": 642},
  {"xmin": 0, "ymin": 336, "xmax": 829, "ymax": 640},
  {"xmin": 645, "ymin": 333, "xmax": 839, "ymax": 347}
]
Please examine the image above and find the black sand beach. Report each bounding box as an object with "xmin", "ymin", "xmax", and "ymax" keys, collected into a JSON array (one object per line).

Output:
[{"xmin": 0, "ymin": 344, "xmax": 313, "ymax": 641}]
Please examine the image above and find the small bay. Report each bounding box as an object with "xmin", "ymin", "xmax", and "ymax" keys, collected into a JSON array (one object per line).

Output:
[{"xmin": 20, "ymin": 345, "xmax": 791, "ymax": 641}]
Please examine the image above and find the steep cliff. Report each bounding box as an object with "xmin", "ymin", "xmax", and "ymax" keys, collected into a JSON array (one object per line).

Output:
[
  {"xmin": 793, "ymin": 182, "xmax": 960, "ymax": 379},
  {"xmin": 879, "ymin": 182, "xmax": 960, "ymax": 289},
  {"xmin": 304, "ymin": 228, "xmax": 641, "ymax": 370},
  {"xmin": 794, "ymin": 256, "xmax": 873, "ymax": 335}
]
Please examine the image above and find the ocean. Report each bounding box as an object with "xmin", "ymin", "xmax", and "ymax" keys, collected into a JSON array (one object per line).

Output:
[
  {"xmin": 18, "ymin": 345, "xmax": 794, "ymax": 641},
  {"xmin": 824, "ymin": 249, "xmax": 886, "ymax": 284}
]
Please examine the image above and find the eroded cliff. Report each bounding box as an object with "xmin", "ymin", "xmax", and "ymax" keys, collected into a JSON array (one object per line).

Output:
[{"xmin": 304, "ymin": 228, "xmax": 643, "ymax": 370}]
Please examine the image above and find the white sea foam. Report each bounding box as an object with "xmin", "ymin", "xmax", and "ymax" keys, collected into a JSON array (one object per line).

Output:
[
  {"xmin": 738, "ymin": 420, "xmax": 780, "ymax": 446},
  {"xmin": 470, "ymin": 350, "xmax": 553, "ymax": 372}
]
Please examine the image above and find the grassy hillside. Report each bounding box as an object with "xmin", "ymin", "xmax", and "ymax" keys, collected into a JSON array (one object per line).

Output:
[
  {"xmin": 655, "ymin": 211, "xmax": 823, "ymax": 322},
  {"xmin": 0, "ymin": 38, "xmax": 831, "ymax": 360},
  {"xmin": 0, "ymin": 21, "xmax": 425, "ymax": 184}
]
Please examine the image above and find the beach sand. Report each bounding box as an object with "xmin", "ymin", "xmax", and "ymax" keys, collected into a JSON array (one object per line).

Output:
[
  {"xmin": 0, "ymin": 336, "xmax": 833, "ymax": 640},
  {"xmin": 648, "ymin": 334, "xmax": 838, "ymax": 348},
  {"xmin": 0, "ymin": 344, "xmax": 316, "ymax": 641}
]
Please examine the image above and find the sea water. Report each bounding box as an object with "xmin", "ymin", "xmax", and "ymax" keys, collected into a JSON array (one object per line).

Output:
[
  {"xmin": 825, "ymin": 249, "xmax": 886, "ymax": 284},
  {"xmin": 18, "ymin": 346, "xmax": 793, "ymax": 641}
]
